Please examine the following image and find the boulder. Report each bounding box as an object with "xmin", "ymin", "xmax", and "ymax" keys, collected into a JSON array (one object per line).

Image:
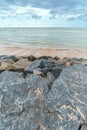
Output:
[
  {"xmin": 0, "ymin": 55, "xmax": 19, "ymax": 62},
  {"xmin": 0, "ymin": 71, "xmax": 23, "ymax": 83},
  {"xmin": 45, "ymin": 64, "xmax": 87, "ymax": 129},
  {"xmin": 14, "ymin": 58, "xmax": 31, "ymax": 69},
  {"xmin": 28, "ymin": 55, "xmax": 37, "ymax": 61},
  {"xmin": 0, "ymin": 59, "xmax": 14, "ymax": 64},
  {"xmin": 0, "ymin": 72, "xmax": 49, "ymax": 130},
  {"xmin": 37, "ymin": 56, "xmax": 52, "ymax": 60},
  {"xmin": 71, "ymin": 57, "xmax": 83, "ymax": 62},
  {"xmin": 0, "ymin": 62, "xmax": 24, "ymax": 72},
  {"xmin": 53, "ymin": 56, "xmax": 60, "ymax": 60},
  {"xmin": 0, "ymin": 62, "xmax": 15, "ymax": 71},
  {"xmin": 50, "ymin": 66, "xmax": 63, "ymax": 78},
  {"xmin": 25, "ymin": 59, "xmax": 46, "ymax": 72}
]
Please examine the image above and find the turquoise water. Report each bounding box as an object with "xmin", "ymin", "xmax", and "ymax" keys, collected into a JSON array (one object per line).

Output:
[{"xmin": 0, "ymin": 27, "xmax": 87, "ymax": 48}]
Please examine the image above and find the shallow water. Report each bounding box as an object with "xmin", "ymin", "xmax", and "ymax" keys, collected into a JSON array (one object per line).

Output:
[{"xmin": 0, "ymin": 27, "xmax": 87, "ymax": 49}]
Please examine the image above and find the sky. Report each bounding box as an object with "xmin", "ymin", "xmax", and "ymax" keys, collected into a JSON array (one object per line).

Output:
[{"xmin": 0, "ymin": 0, "xmax": 87, "ymax": 27}]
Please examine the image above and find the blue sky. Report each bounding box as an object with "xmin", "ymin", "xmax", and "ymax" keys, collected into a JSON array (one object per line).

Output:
[{"xmin": 0, "ymin": 0, "xmax": 87, "ymax": 27}]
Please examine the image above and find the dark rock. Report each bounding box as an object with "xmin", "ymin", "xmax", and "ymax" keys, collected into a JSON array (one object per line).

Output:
[
  {"xmin": 28, "ymin": 55, "xmax": 37, "ymax": 61},
  {"xmin": 57, "ymin": 60, "xmax": 66, "ymax": 68},
  {"xmin": 22, "ymin": 70, "xmax": 33, "ymax": 78},
  {"xmin": 9, "ymin": 55, "xmax": 19, "ymax": 62},
  {"xmin": 53, "ymin": 56, "xmax": 60, "ymax": 60},
  {"xmin": 63, "ymin": 57, "xmax": 72, "ymax": 62},
  {"xmin": 51, "ymin": 66, "xmax": 63, "ymax": 78},
  {"xmin": 25, "ymin": 59, "xmax": 46, "ymax": 72},
  {"xmin": 0, "ymin": 55, "xmax": 19, "ymax": 62},
  {"xmin": 37, "ymin": 56, "xmax": 52, "ymax": 60},
  {"xmin": 41, "ymin": 67, "xmax": 49, "ymax": 76},
  {"xmin": 71, "ymin": 57, "xmax": 83, "ymax": 62},
  {"xmin": 44, "ymin": 61, "xmax": 56, "ymax": 70},
  {"xmin": 25, "ymin": 59, "xmax": 64, "ymax": 78}
]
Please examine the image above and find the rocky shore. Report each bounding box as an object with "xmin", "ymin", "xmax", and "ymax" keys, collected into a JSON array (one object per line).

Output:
[{"xmin": 0, "ymin": 55, "xmax": 87, "ymax": 130}]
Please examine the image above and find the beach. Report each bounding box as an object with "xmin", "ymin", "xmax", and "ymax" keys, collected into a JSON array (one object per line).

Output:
[{"xmin": 1, "ymin": 45, "xmax": 87, "ymax": 59}]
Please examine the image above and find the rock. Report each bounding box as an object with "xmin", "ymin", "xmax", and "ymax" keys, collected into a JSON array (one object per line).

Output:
[
  {"xmin": 25, "ymin": 59, "xmax": 64, "ymax": 78},
  {"xmin": 63, "ymin": 57, "xmax": 72, "ymax": 62},
  {"xmin": 70, "ymin": 57, "xmax": 86, "ymax": 65},
  {"xmin": 0, "ymin": 55, "xmax": 19, "ymax": 62},
  {"xmin": 14, "ymin": 58, "xmax": 31, "ymax": 69},
  {"xmin": 28, "ymin": 55, "xmax": 37, "ymax": 61},
  {"xmin": 0, "ymin": 72, "xmax": 49, "ymax": 130},
  {"xmin": 53, "ymin": 56, "xmax": 60, "ymax": 60},
  {"xmin": 57, "ymin": 60, "xmax": 66, "ymax": 67},
  {"xmin": 0, "ymin": 62, "xmax": 24, "ymax": 72},
  {"xmin": 41, "ymin": 67, "xmax": 49, "ymax": 76},
  {"xmin": 43, "ymin": 60, "xmax": 56, "ymax": 68},
  {"xmin": 47, "ymin": 72, "xmax": 55, "ymax": 83},
  {"xmin": 0, "ymin": 62, "xmax": 15, "ymax": 71},
  {"xmin": 45, "ymin": 64, "xmax": 87, "ymax": 130},
  {"xmin": 71, "ymin": 57, "xmax": 83, "ymax": 62},
  {"xmin": 0, "ymin": 71, "xmax": 23, "ymax": 83},
  {"xmin": 0, "ymin": 59, "xmax": 14, "ymax": 64},
  {"xmin": 27, "ymin": 59, "xmax": 64, "ymax": 78},
  {"xmin": 25, "ymin": 59, "xmax": 46, "ymax": 72},
  {"xmin": 47, "ymin": 72, "xmax": 55, "ymax": 89},
  {"xmin": 50, "ymin": 66, "xmax": 63, "ymax": 78},
  {"xmin": 37, "ymin": 56, "xmax": 52, "ymax": 60}
]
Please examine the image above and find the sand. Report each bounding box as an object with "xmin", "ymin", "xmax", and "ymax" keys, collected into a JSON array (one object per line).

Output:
[{"xmin": 0, "ymin": 46, "xmax": 87, "ymax": 59}]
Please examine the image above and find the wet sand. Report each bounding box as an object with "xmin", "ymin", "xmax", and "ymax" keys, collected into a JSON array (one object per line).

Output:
[{"xmin": 0, "ymin": 46, "xmax": 87, "ymax": 59}]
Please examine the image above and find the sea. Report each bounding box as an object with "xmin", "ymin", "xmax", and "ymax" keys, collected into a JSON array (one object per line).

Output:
[{"xmin": 0, "ymin": 27, "xmax": 87, "ymax": 49}]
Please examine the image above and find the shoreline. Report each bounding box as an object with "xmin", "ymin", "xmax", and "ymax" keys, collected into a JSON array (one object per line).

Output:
[{"xmin": 0, "ymin": 45, "xmax": 87, "ymax": 59}]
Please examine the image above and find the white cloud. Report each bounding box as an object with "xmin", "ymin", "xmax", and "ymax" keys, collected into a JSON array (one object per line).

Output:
[
  {"xmin": 0, "ymin": 4, "xmax": 87, "ymax": 20},
  {"xmin": 9, "ymin": 5, "xmax": 51, "ymax": 18},
  {"xmin": 60, "ymin": 14, "xmax": 81, "ymax": 19}
]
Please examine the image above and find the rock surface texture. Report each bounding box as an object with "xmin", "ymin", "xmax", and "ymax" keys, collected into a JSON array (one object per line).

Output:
[{"xmin": 0, "ymin": 55, "xmax": 87, "ymax": 130}]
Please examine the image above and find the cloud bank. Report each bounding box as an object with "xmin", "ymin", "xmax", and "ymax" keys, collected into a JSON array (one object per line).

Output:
[{"xmin": 0, "ymin": 0, "xmax": 87, "ymax": 20}]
